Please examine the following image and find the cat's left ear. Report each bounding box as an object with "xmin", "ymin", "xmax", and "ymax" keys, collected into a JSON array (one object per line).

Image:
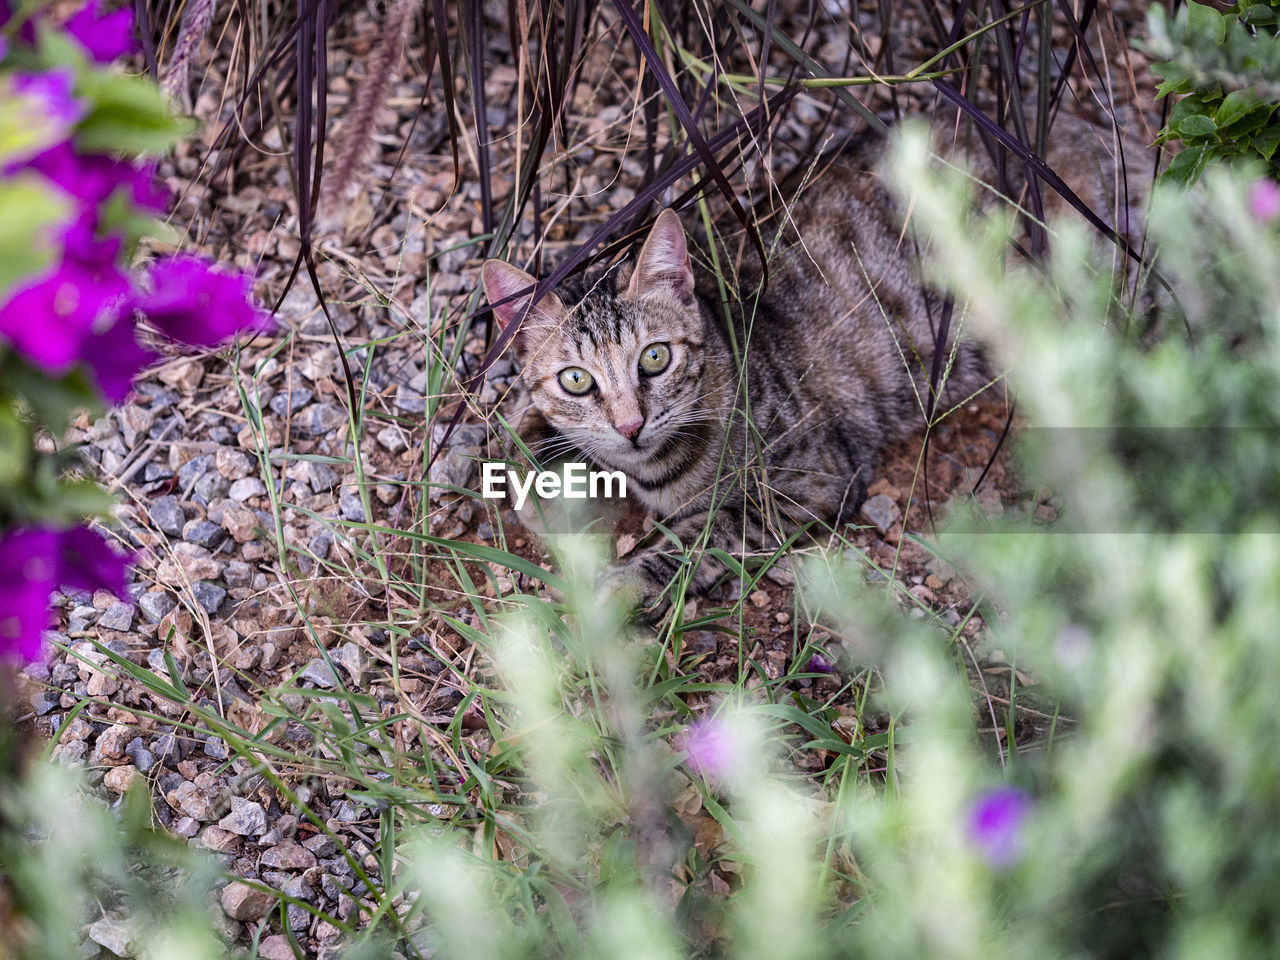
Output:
[{"xmin": 626, "ymin": 208, "xmax": 694, "ymax": 301}]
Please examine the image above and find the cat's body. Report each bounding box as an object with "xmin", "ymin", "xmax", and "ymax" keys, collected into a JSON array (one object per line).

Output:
[{"xmin": 481, "ymin": 124, "xmax": 1133, "ymax": 618}]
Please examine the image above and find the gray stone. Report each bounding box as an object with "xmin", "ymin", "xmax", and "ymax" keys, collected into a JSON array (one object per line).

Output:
[
  {"xmin": 299, "ymin": 658, "xmax": 338, "ymax": 689},
  {"xmin": 218, "ymin": 797, "xmax": 267, "ymax": 837},
  {"xmin": 223, "ymin": 561, "xmax": 253, "ymax": 589},
  {"xmin": 137, "ymin": 591, "xmax": 177, "ymax": 623},
  {"xmin": 191, "ymin": 581, "xmax": 227, "ymax": 614},
  {"xmin": 270, "ymin": 387, "xmax": 314, "ymax": 416},
  {"xmin": 338, "ymin": 486, "xmax": 365, "ymax": 522},
  {"xmin": 333, "ymin": 642, "xmax": 364, "ymax": 684},
  {"xmin": 432, "ymin": 423, "xmax": 488, "ymax": 450},
  {"xmin": 293, "ymin": 403, "xmax": 348, "ymax": 437},
  {"xmin": 118, "ymin": 404, "xmax": 155, "ymax": 448},
  {"xmin": 97, "ymin": 601, "xmax": 134, "ymax": 632},
  {"xmin": 394, "ymin": 382, "xmax": 425, "ymax": 413},
  {"xmin": 176, "ymin": 453, "xmax": 215, "ymax": 491},
  {"xmin": 183, "ymin": 519, "xmax": 227, "ymax": 549},
  {"xmin": 125, "ymin": 737, "xmax": 156, "ymax": 773},
  {"xmin": 377, "ymin": 424, "xmax": 408, "ymax": 453},
  {"xmin": 194, "ymin": 471, "xmax": 231, "ymax": 502},
  {"xmin": 172, "ymin": 816, "xmax": 201, "ymax": 838},
  {"xmin": 861, "ymin": 494, "xmax": 900, "ymax": 535},
  {"xmin": 28, "ymin": 690, "xmax": 59, "ymax": 716},
  {"xmin": 152, "ymin": 732, "xmax": 186, "ymax": 766},
  {"xmin": 142, "ymin": 463, "xmax": 174, "ymax": 482},
  {"xmin": 308, "ymin": 530, "xmax": 333, "ymax": 563},
  {"xmin": 203, "ymin": 737, "xmax": 229, "ymax": 760},
  {"xmin": 306, "ymin": 461, "xmax": 338, "ymax": 492},
  {"xmin": 428, "ymin": 447, "xmax": 478, "ymax": 499},
  {"xmin": 87, "ymin": 917, "xmax": 133, "ymax": 957},
  {"xmin": 282, "ymin": 874, "xmax": 315, "ymax": 902},
  {"xmin": 149, "ymin": 496, "xmax": 186, "ymax": 537},
  {"xmin": 260, "ymin": 840, "xmax": 318, "ymax": 871},
  {"xmin": 227, "ymin": 477, "xmax": 265, "ymax": 501},
  {"xmin": 68, "ymin": 604, "xmax": 99, "ymax": 632},
  {"xmin": 302, "ymin": 834, "xmax": 337, "ymax": 858}
]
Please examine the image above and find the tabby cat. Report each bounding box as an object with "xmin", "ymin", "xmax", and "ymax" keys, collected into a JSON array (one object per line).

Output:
[{"xmin": 481, "ymin": 134, "xmax": 995, "ymax": 619}]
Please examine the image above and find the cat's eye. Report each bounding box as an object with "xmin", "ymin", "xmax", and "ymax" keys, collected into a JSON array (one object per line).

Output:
[
  {"xmin": 639, "ymin": 342, "xmax": 671, "ymax": 375},
  {"xmin": 558, "ymin": 367, "xmax": 594, "ymax": 395}
]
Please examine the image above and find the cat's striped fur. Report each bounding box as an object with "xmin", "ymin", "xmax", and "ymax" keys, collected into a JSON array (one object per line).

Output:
[{"xmin": 482, "ymin": 134, "xmax": 999, "ymax": 619}]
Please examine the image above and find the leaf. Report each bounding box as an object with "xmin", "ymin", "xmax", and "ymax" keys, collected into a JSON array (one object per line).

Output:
[
  {"xmin": 0, "ymin": 177, "xmax": 70, "ymax": 304},
  {"xmin": 1162, "ymin": 143, "xmax": 1213, "ymax": 187},
  {"xmin": 1186, "ymin": 1, "xmax": 1228, "ymax": 46},
  {"xmin": 1252, "ymin": 125, "xmax": 1280, "ymax": 160},
  {"xmin": 0, "ymin": 406, "xmax": 31, "ymax": 488},
  {"xmin": 1217, "ymin": 89, "xmax": 1260, "ymax": 129},
  {"xmin": 1237, "ymin": 4, "xmax": 1277, "ymax": 27},
  {"xmin": 76, "ymin": 72, "xmax": 192, "ymax": 154},
  {"xmin": 1177, "ymin": 113, "xmax": 1218, "ymax": 138},
  {"xmin": 1, "ymin": 355, "xmax": 102, "ymax": 434}
]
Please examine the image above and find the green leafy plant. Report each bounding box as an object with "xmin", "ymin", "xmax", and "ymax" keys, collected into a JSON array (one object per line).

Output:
[{"xmin": 1147, "ymin": 0, "xmax": 1280, "ymax": 184}]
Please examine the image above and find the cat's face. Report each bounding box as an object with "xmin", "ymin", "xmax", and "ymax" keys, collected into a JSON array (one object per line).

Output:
[{"xmin": 482, "ymin": 210, "xmax": 715, "ymax": 468}]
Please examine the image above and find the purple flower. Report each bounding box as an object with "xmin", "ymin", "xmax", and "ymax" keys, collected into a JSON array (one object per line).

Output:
[
  {"xmin": 0, "ymin": 529, "xmax": 61, "ymax": 663},
  {"xmin": 12, "ymin": 70, "xmax": 83, "ymax": 130},
  {"xmin": 966, "ymin": 786, "xmax": 1033, "ymax": 868},
  {"xmin": 138, "ymin": 256, "xmax": 272, "ymax": 347},
  {"xmin": 0, "ymin": 526, "xmax": 130, "ymax": 663},
  {"xmin": 1249, "ymin": 178, "xmax": 1280, "ymax": 223},
  {"xmin": 1, "ymin": 70, "xmax": 84, "ymax": 165},
  {"xmin": 13, "ymin": 143, "xmax": 169, "ymax": 213},
  {"xmin": 806, "ymin": 653, "xmax": 835, "ymax": 674},
  {"xmin": 681, "ymin": 717, "xmax": 744, "ymax": 782},
  {"xmin": 56, "ymin": 526, "xmax": 130, "ymax": 596},
  {"xmin": 83, "ymin": 309, "xmax": 159, "ymax": 404},
  {"xmin": 0, "ymin": 256, "xmax": 131, "ymax": 372},
  {"xmin": 65, "ymin": 0, "xmax": 137, "ymax": 63}
]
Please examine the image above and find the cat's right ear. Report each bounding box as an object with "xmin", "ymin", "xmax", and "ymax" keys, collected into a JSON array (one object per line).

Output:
[
  {"xmin": 626, "ymin": 208, "xmax": 695, "ymax": 301},
  {"xmin": 480, "ymin": 260, "xmax": 565, "ymax": 345}
]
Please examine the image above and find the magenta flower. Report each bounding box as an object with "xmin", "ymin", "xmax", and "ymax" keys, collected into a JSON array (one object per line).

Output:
[
  {"xmin": 966, "ymin": 786, "xmax": 1033, "ymax": 868},
  {"xmin": 55, "ymin": 526, "xmax": 130, "ymax": 596},
  {"xmin": 0, "ymin": 525, "xmax": 127, "ymax": 663},
  {"xmin": 138, "ymin": 255, "xmax": 272, "ymax": 347},
  {"xmin": 1249, "ymin": 178, "xmax": 1280, "ymax": 224},
  {"xmin": 83, "ymin": 309, "xmax": 159, "ymax": 404},
  {"xmin": 14, "ymin": 143, "xmax": 169, "ymax": 213},
  {"xmin": 0, "ymin": 255, "xmax": 130, "ymax": 372},
  {"xmin": 681, "ymin": 717, "xmax": 744, "ymax": 782},
  {"xmin": 0, "ymin": 529, "xmax": 61, "ymax": 663},
  {"xmin": 65, "ymin": 0, "xmax": 137, "ymax": 64}
]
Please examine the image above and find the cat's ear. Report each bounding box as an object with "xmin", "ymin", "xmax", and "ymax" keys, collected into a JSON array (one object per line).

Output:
[
  {"xmin": 481, "ymin": 260, "xmax": 565, "ymax": 341},
  {"xmin": 626, "ymin": 208, "xmax": 694, "ymax": 301}
]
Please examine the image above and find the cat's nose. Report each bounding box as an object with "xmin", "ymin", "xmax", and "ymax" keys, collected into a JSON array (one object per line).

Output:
[{"xmin": 615, "ymin": 418, "xmax": 644, "ymax": 441}]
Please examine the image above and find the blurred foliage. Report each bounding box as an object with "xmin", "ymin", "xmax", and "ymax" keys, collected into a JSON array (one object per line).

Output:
[
  {"xmin": 1147, "ymin": 0, "xmax": 1280, "ymax": 184},
  {"xmin": 0, "ymin": 759, "xmax": 224, "ymax": 960}
]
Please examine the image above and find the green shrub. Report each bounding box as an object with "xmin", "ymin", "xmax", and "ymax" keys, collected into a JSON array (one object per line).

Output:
[{"xmin": 1147, "ymin": 0, "xmax": 1280, "ymax": 184}]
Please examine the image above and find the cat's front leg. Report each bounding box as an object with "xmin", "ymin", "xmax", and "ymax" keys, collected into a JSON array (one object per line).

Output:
[{"xmin": 600, "ymin": 500, "xmax": 763, "ymax": 623}]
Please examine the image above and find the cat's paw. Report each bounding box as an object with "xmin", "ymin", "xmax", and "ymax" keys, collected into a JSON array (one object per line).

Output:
[{"xmin": 598, "ymin": 562, "xmax": 670, "ymax": 624}]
